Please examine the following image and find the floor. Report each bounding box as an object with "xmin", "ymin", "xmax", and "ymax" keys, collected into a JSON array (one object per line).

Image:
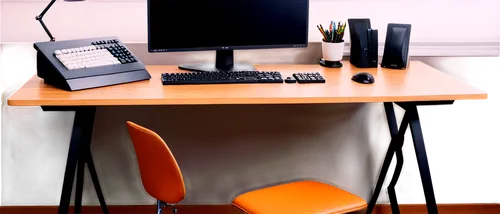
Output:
[{"xmin": 2, "ymin": 204, "xmax": 499, "ymax": 214}]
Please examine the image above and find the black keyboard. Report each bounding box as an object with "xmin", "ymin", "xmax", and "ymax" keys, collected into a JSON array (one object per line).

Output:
[
  {"xmin": 161, "ymin": 71, "xmax": 284, "ymax": 85},
  {"xmin": 293, "ymin": 72, "xmax": 326, "ymax": 83}
]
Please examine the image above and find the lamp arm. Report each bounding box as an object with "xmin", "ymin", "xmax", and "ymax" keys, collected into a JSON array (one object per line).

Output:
[{"xmin": 35, "ymin": 0, "xmax": 57, "ymax": 42}]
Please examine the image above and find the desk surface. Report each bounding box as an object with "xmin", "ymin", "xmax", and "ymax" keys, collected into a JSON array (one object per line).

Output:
[{"xmin": 7, "ymin": 61, "xmax": 487, "ymax": 106}]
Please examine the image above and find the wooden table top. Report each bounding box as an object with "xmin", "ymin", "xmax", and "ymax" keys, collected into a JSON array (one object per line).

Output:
[{"xmin": 7, "ymin": 61, "xmax": 487, "ymax": 106}]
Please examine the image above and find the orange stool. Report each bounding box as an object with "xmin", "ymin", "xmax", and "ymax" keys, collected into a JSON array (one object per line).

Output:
[
  {"xmin": 127, "ymin": 121, "xmax": 367, "ymax": 214},
  {"xmin": 232, "ymin": 180, "xmax": 367, "ymax": 214}
]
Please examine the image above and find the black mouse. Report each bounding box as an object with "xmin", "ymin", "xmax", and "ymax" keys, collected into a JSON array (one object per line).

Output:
[{"xmin": 352, "ymin": 72, "xmax": 375, "ymax": 84}]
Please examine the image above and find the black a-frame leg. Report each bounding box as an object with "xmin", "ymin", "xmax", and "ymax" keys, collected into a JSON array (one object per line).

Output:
[
  {"xmin": 366, "ymin": 103, "xmax": 407, "ymax": 214},
  {"xmin": 384, "ymin": 103, "xmax": 406, "ymax": 214},
  {"xmin": 405, "ymin": 104, "xmax": 438, "ymax": 214},
  {"xmin": 41, "ymin": 106, "xmax": 108, "ymax": 214},
  {"xmin": 367, "ymin": 101, "xmax": 452, "ymax": 214}
]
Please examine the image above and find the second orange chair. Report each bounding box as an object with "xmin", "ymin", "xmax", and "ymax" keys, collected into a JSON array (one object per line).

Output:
[{"xmin": 126, "ymin": 121, "xmax": 367, "ymax": 214}]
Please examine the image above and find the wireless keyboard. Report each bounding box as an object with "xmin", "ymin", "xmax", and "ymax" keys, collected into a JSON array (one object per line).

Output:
[
  {"xmin": 34, "ymin": 36, "xmax": 151, "ymax": 91},
  {"xmin": 293, "ymin": 72, "xmax": 326, "ymax": 83},
  {"xmin": 161, "ymin": 71, "xmax": 283, "ymax": 85}
]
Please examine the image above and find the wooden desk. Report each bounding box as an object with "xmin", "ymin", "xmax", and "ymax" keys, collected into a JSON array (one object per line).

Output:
[
  {"xmin": 7, "ymin": 61, "xmax": 487, "ymax": 214},
  {"xmin": 8, "ymin": 62, "xmax": 486, "ymax": 106}
]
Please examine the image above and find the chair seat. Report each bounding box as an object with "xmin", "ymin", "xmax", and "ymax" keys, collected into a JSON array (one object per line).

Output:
[{"xmin": 232, "ymin": 180, "xmax": 367, "ymax": 214}]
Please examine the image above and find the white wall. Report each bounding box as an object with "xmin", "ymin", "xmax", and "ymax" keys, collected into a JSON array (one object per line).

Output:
[{"xmin": 1, "ymin": 0, "xmax": 499, "ymax": 55}]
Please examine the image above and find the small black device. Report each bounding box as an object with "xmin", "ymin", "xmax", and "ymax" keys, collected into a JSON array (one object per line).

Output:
[
  {"xmin": 348, "ymin": 19, "xmax": 378, "ymax": 68},
  {"xmin": 34, "ymin": 36, "xmax": 151, "ymax": 91},
  {"xmin": 351, "ymin": 72, "xmax": 375, "ymax": 84},
  {"xmin": 148, "ymin": 0, "xmax": 309, "ymax": 72},
  {"xmin": 285, "ymin": 77, "xmax": 297, "ymax": 83},
  {"xmin": 292, "ymin": 73, "xmax": 326, "ymax": 83},
  {"xmin": 381, "ymin": 23, "xmax": 412, "ymax": 69},
  {"xmin": 161, "ymin": 71, "xmax": 284, "ymax": 85}
]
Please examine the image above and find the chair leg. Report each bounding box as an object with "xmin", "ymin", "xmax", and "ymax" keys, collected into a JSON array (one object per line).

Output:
[
  {"xmin": 165, "ymin": 203, "xmax": 177, "ymax": 214},
  {"xmin": 157, "ymin": 200, "xmax": 163, "ymax": 214},
  {"xmin": 157, "ymin": 200, "xmax": 177, "ymax": 214}
]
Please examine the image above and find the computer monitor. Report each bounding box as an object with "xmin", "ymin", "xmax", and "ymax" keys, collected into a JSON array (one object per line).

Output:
[{"xmin": 148, "ymin": 0, "xmax": 309, "ymax": 72}]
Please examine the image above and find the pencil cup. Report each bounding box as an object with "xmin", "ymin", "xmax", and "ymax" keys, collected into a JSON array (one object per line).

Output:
[
  {"xmin": 322, "ymin": 41, "xmax": 344, "ymax": 62},
  {"xmin": 320, "ymin": 41, "xmax": 344, "ymax": 68}
]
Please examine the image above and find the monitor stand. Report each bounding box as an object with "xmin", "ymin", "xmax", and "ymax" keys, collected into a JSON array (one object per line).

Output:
[{"xmin": 178, "ymin": 50, "xmax": 256, "ymax": 72}]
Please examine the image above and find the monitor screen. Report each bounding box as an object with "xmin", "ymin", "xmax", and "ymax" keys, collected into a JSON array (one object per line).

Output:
[{"xmin": 148, "ymin": 0, "xmax": 309, "ymax": 52}]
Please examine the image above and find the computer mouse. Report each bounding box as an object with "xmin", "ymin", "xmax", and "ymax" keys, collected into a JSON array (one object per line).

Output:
[{"xmin": 352, "ymin": 72, "xmax": 375, "ymax": 84}]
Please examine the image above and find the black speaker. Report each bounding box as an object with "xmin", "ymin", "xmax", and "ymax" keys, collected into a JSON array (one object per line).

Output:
[
  {"xmin": 367, "ymin": 29, "xmax": 379, "ymax": 66},
  {"xmin": 348, "ymin": 19, "xmax": 378, "ymax": 68},
  {"xmin": 381, "ymin": 23, "xmax": 412, "ymax": 69}
]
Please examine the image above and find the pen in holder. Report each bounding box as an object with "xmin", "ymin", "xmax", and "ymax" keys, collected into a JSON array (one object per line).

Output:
[{"xmin": 317, "ymin": 21, "xmax": 346, "ymax": 68}]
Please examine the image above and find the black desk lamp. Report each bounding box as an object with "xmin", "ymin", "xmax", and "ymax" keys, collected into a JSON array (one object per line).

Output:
[{"xmin": 36, "ymin": 0, "xmax": 84, "ymax": 41}]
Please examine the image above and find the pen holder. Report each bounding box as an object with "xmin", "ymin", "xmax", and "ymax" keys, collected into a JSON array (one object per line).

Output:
[{"xmin": 320, "ymin": 41, "xmax": 344, "ymax": 68}]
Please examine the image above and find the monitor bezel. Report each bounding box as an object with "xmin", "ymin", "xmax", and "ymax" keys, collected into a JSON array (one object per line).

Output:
[{"xmin": 147, "ymin": 0, "xmax": 310, "ymax": 53}]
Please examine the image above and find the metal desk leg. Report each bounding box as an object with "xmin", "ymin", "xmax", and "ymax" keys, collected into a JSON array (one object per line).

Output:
[
  {"xmin": 387, "ymin": 152, "xmax": 404, "ymax": 214},
  {"xmin": 384, "ymin": 103, "xmax": 406, "ymax": 214},
  {"xmin": 366, "ymin": 103, "xmax": 409, "ymax": 214},
  {"xmin": 407, "ymin": 105, "xmax": 438, "ymax": 214},
  {"xmin": 87, "ymin": 149, "xmax": 109, "ymax": 213},
  {"xmin": 58, "ymin": 107, "xmax": 92, "ymax": 214},
  {"xmin": 74, "ymin": 146, "xmax": 86, "ymax": 214},
  {"xmin": 367, "ymin": 102, "xmax": 441, "ymax": 214},
  {"xmin": 56, "ymin": 107, "xmax": 108, "ymax": 214}
]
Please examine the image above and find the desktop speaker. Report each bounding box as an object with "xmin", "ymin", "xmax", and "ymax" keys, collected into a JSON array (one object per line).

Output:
[
  {"xmin": 367, "ymin": 29, "xmax": 378, "ymax": 66},
  {"xmin": 381, "ymin": 23, "xmax": 412, "ymax": 69},
  {"xmin": 348, "ymin": 19, "xmax": 378, "ymax": 68}
]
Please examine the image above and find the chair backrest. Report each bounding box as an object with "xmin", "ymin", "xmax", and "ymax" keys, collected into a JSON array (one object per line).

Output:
[{"xmin": 126, "ymin": 121, "xmax": 186, "ymax": 204}]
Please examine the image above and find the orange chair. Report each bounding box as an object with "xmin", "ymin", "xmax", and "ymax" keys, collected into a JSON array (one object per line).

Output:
[
  {"xmin": 127, "ymin": 121, "xmax": 367, "ymax": 214},
  {"xmin": 126, "ymin": 121, "xmax": 185, "ymax": 214}
]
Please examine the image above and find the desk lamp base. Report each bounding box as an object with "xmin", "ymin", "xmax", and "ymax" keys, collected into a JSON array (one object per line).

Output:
[{"xmin": 319, "ymin": 59, "xmax": 343, "ymax": 68}]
